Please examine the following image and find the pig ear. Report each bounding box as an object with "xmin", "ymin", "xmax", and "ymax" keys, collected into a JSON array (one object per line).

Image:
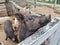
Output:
[{"xmin": 46, "ymin": 14, "xmax": 51, "ymax": 20}]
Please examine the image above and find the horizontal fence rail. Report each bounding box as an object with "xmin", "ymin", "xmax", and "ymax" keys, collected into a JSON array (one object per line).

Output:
[
  {"xmin": 0, "ymin": 0, "xmax": 5, "ymax": 3},
  {"xmin": 0, "ymin": 17, "xmax": 10, "ymax": 24},
  {"xmin": 0, "ymin": 3, "xmax": 8, "ymax": 16}
]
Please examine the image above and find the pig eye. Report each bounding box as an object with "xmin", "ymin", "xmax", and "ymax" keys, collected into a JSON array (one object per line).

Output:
[{"xmin": 29, "ymin": 17, "xmax": 33, "ymax": 20}]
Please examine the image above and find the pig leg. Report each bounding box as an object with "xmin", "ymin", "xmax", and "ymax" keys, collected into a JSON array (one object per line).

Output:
[{"xmin": 5, "ymin": 35, "xmax": 8, "ymax": 40}]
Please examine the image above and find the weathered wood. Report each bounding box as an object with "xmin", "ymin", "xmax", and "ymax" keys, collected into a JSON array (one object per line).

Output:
[
  {"xmin": 0, "ymin": 4, "xmax": 7, "ymax": 16},
  {"xmin": 54, "ymin": 0, "xmax": 58, "ymax": 9},
  {"xmin": 0, "ymin": 2, "xmax": 5, "ymax": 4},
  {"xmin": 0, "ymin": 17, "xmax": 10, "ymax": 24},
  {"xmin": 34, "ymin": 0, "xmax": 36, "ymax": 8},
  {"xmin": 0, "ymin": 0, "xmax": 5, "ymax": 2}
]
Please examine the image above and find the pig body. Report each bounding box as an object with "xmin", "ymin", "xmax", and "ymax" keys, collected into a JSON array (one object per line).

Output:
[{"xmin": 4, "ymin": 20, "xmax": 19, "ymax": 43}]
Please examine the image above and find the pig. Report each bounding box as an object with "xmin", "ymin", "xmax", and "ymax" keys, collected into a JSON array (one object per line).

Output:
[
  {"xmin": 4, "ymin": 20, "xmax": 19, "ymax": 43},
  {"xmin": 14, "ymin": 13, "xmax": 51, "ymax": 42}
]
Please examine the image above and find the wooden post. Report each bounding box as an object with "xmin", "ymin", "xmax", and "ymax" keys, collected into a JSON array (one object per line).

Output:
[
  {"xmin": 53, "ymin": 0, "xmax": 57, "ymax": 9},
  {"xmin": 34, "ymin": 0, "xmax": 36, "ymax": 8}
]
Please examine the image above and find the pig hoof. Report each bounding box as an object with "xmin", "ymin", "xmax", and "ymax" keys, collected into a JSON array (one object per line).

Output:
[{"xmin": 5, "ymin": 38, "xmax": 7, "ymax": 40}]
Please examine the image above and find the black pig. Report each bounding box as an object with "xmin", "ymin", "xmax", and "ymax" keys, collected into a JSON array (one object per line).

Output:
[{"xmin": 4, "ymin": 20, "xmax": 19, "ymax": 43}]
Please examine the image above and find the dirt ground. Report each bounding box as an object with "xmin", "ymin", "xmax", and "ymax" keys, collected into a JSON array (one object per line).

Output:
[
  {"xmin": 30, "ymin": 6, "xmax": 60, "ymax": 19},
  {"xmin": 0, "ymin": 6, "xmax": 60, "ymax": 45}
]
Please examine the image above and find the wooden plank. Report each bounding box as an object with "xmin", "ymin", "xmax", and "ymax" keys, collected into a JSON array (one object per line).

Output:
[
  {"xmin": 0, "ymin": 17, "xmax": 10, "ymax": 24},
  {"xmin": 0, "ymin": 0, "xmax": 5, "ymax": 2},
  {"xmin": 0, "ymin": 3, "xmax": 7, "ymax": 16}
]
